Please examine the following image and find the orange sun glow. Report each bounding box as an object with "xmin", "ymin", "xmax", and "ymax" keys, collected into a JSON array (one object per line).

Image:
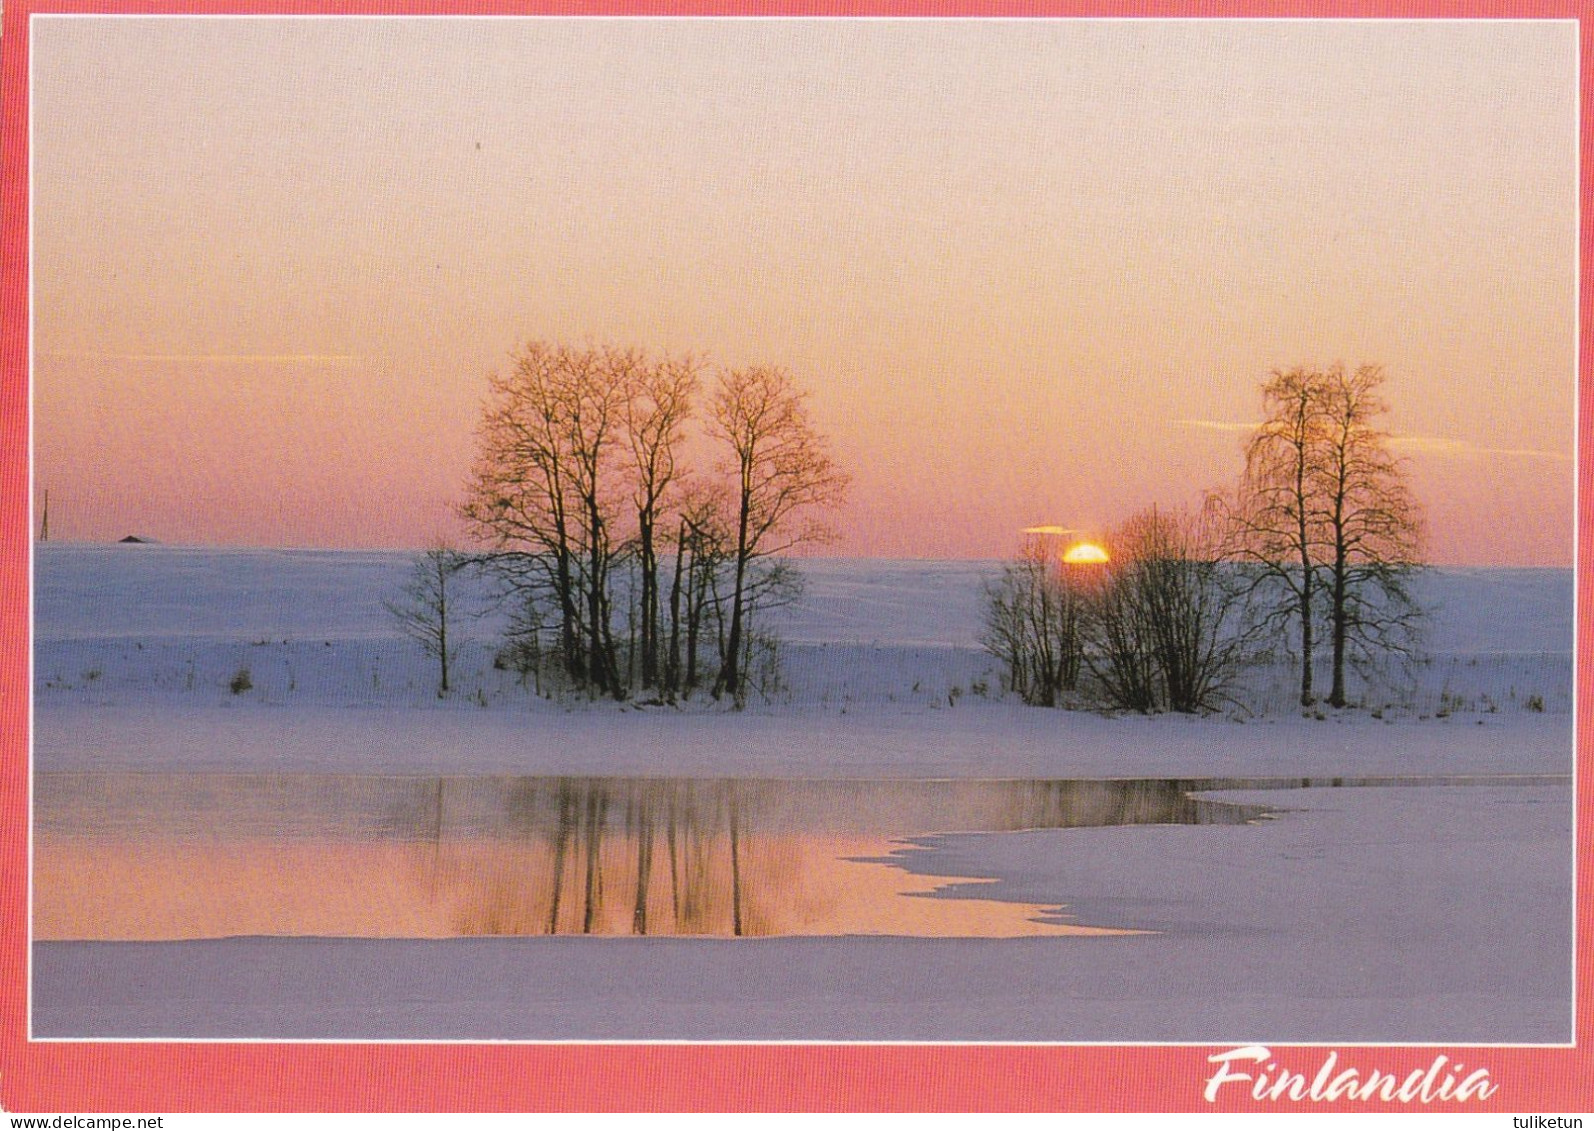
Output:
[{"xmin": 1062, "ymin": 542, "xmax": 1110, "ymax": 565}]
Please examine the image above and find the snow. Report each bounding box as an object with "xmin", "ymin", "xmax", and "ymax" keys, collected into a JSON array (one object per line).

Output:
[
  {"xmin": 27, "ymin": 544, "xmax": 1577, "ymax": 1041},
  {"xmin": 33, "ymin": 544, "xmax": 1574, "ymax": 654},
  {"xmin": 30, "ymin": 700, "xmax": 1576, "ymax": 780},
  {"xmin": 33, "ymin": 544, "xmax": 1574, "ymax": 777}
]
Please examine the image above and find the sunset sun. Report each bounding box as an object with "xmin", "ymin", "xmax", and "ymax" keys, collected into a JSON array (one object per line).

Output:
[{"xmin": 1062, "ymin": 542, "xmax": 1110, "ymax": 565}]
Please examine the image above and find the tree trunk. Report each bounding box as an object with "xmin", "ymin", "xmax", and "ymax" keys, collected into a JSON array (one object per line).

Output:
[
  {"xmin": 719, "ymin": 561, "xmax": 745, "ymax": 700},
  {"xmin": 556, "ymin": 543, "xmax": 582, "ymax": 684},
  {"xmin": 1329, "ymin": 550, "xmax": 1348, "ymax": 708},
  {"xmin": 626, "ymin": 563, "xmax": 637, "ymax": 691},
  {"xmin": 718, "ymin": 476, "xmax": 753, "ymax": 701},
  {"xmin": 665, "ymin": 521, "xmax": 686, "ymax": 699},
  {"xmin": 438, "ymin": 598, "xmax": 449, "ymax": 694},
  {"xmin": 686, "ymin": 543, "xmax": 707, "ymax": 694},
  {"xmin": 600, "ymin": 583, "xmax": 623, "ymax": 699},
  {"xmin": 1298, "ymin": 571, "xmax": 1315, "ymax": 706},
  {"xmin": 638, "ymin": 511, "xmax": 658, "ymax": 688},
  {"xmin": 585, "ymin": 496, "xmax": 611, "ymax": 696},
  {"xmin": 1295, "ymin": 401, "xmax": 1314, "ymax": 707}
]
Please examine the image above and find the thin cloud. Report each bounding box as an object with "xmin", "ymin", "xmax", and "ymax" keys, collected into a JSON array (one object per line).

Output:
[
  {"xmin": 40, "ymin": 351, "xmax": 363, "ymax": 365},
  {"xmin": 1174, "ymin": 419, "xmax": 1568, "ymax": 462},
  {"xmin": 1174, "ymin": 419, "xmax": 1258, "ymax": 434},
  {"xmin": 1386, "ymin": 435, "xmax": 1571, "ymax": 462},
  {"xmin": 1021, "ymin": 525, "xmax": 1079, "ymax": 536}
]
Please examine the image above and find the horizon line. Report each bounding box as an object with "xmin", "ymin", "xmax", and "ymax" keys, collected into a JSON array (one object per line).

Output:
[{"xmin": 30, "ymin": 537, "xmax": 1575, "ymax": 570}]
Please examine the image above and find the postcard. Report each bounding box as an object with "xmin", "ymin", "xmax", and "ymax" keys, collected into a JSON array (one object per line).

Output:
[{"xmin": 1, "ymin": 3, "xmax": 1587, "ymax": 1116}]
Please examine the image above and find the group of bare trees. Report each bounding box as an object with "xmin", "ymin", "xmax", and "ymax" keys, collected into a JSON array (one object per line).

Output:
[
  {"xmin": 452, "ymin": 340, "xmax": 845, "ymax": 705},
  {"xmin": 986, "ymin": 362, "xmax": 1425, "ymax": 715},
  {"xmin": 1227, "ymin": 363, "xmax": 1424, "ymax": 708},
  {"xmin": 391, "ymin": 346, "xmax": 1416, "ymax": 716},
  {"xmin": 982, "ymin": 539, "xmax": 1089, "ymax": 708},
  {"xmin": 984, "ymin": 505, "xmax": 1248, "ymax": 714},
  {"xmin": 1089, "ymin": 506, "xmax": 1253, "ymax": 713}
]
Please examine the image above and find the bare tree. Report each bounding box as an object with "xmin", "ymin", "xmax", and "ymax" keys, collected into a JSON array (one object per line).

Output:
[
  {"xmin": 461, "ymin": 341, "xmax": 589, "ymax": 686},
  {"xmin": 1084, "ymin": 506, "xmax": 1248, "ymax": 714},
  {"xmin": 493, "ymin": 590, "xmax": 555, "ymax": 695},
  {"xmin": 709, "ymin": 367, "xmax": 848, "ymax": 703},
  {"xmin": 1229, "ymin": 366, "xmax": 1326, "ymax": 706},
  {"xmin": 383, "ymin": 544, "xmax": 466, "ymax": 696},
  {"xmin": 461, "ymin": 341, "xmax": 635, "ymax": 699},
  {"xmin": 1081, "ymin": 549, "xmax": 1159, "ymax": 712},
  {"xmin": 724, "ymin": 558, "xmax": 804, "ymax": 701},
  {"xmin": 623, "ymin": 353, "xmax": 701, "ymax": 692},
  {"xmin": 1228, "ymin": 363, "xmax": 1425, "ymax": 708},
  {"xmin": 565, "ymin": 347, "xmax": 632, "ymax": 698},
  {"xmin": 981, "ymin": 537, "xmax": 1089, "ymax": 706},
  {"xmin": 1315, "ymin": 364, "xmax": 1425, "ymax": 707},
  {"xmin": 674, "ymin": 484, "xmax": 734, "ymax": 698}
]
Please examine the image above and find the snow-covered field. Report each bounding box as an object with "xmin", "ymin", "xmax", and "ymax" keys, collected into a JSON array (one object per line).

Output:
[
  {"xmin": 29, "ymin": 544, "xmax": 1577, "ymax": 1041},
  {"xmin": 33, "ymin": 544, "xmax": 1574, "ymax": 776}
]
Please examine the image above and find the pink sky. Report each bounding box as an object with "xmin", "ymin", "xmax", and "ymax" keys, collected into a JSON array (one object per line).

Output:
[{"xmin": 30, "ymin": 18, "xmax": 1577, "ymax": 564}]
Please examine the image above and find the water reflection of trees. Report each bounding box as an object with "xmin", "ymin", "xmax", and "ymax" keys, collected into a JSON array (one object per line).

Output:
[
  {"xmin": 38, "ymin": 772, "xmax": 1290, "ymax": 939},
  {"xmin": 434, "ymin": 777, "xmax": 1265, "ymax": 937},
  {"xmin": 439, "ymin": 779, "xmax": 749, "ymax": 936}
]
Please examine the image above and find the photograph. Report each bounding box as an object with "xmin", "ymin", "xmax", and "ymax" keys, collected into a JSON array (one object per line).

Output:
[{"xmin": 2, "ymin": 4, "xmax": 1586, "ymax": 1115}]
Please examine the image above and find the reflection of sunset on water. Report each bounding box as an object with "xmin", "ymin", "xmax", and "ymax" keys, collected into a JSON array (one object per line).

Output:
[
  {"xmin": 32, "ymin": 834, "xmax": 1136, "ymax": 940},
  {"xmin": 34, "ymin": 774, "xmax": 1262, "ymax": 941}
]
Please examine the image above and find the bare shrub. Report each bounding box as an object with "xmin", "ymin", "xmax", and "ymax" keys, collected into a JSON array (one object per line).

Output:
[
  {"xmin": 981, "ymin": 537, "xmax": 1092, "ymax": 707},
  {"xmin": 1083, "ymin": 506, "xmax": 1249, "ymax": 714}
]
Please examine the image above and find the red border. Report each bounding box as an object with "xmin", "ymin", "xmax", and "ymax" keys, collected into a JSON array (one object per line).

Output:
[{"xmin": 1, "ymin": 1, "xmax": 1588, "ymax": 1113}]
